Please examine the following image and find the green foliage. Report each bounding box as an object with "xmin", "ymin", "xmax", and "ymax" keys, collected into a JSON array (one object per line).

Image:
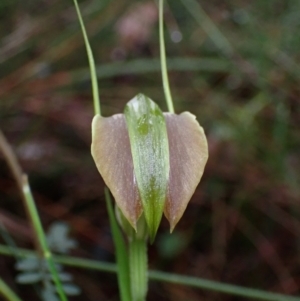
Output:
[
  {"xmin": 105, "ymin": 188, "xmax": 131, "ymax": 301},
  {"xmin": 15, "ymin": 222, "xmax": 80, "ymax": 301},
  {"xmin": 47, "ymin": 223, "xmax": 77, "ymax": 254}
]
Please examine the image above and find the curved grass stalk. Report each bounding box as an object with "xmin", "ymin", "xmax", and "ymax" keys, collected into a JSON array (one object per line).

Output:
[
  {"xmin": 73, "ymin": 0, "xmax": 101, "ymax": 116},
  {"xmin": 105, "ymin": 189, "xmax": 131, "ymax": 301},
  {"xmin": 0, "ymin": 131, "xmax": 68, "ymax": 301},
  {"xmin": 159, "ymin": 0, "xmax": 175, "ymax": 113},
  {"xmin": 22, "ymin": 178, "xmax": 68, "ymax": 301},
  {"xmin": 0, "ymin": 278, "xmax": 23, "ymax": 301},
  {"xmin": 0, "ymin": 244, "xmax": 299, "ymax": 301}
]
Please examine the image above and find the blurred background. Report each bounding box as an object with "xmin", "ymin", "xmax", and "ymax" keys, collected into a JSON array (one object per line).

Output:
[{"xmin": 0, "ymin": 0, "xmax": 300, "ymax": 300}]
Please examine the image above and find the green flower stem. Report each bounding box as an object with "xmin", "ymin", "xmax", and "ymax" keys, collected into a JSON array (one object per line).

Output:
[
  {"xmin": 0, "ymin": 244, "xmax": 300, "ymax": 301},
  {"xmin": 159, "ymin": 0, "xmax": 175, "ymax": 113},
  {"xmin": 129, "ymin": 237, "xmax": 148, "ymax": 301},
  {"xmin": 22, "ymin": 178, "xmax": 68, "ymax": 301},
  {"xmin": 73, "ymin": 0, "xmax": 101, "ymax": 116},
  {"xmin": 105, "ymin": 188, "xmax": 131, "ymax": 301},
  {"xmin": 0, "ymin": 278, "xmax": 23, "ymax": 301},
  {"xmin": 0, "ymin": 131, "xmax": 68, "ymax": 301}
]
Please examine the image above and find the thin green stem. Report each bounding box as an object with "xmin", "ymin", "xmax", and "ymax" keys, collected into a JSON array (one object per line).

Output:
[
  {"xmin": 159, "ymin": 0, "xmax": 175, "ymax": 113},
  {"xmin": 105, "ymin": 188, "xmax": 131, "ymax": 301},
  {"xmin": 22, "ymin": 177, "xmax": 68, "ymax": 301},
  {"xmin": 0, "ymin": 130, "xmax": 68, "ymax": 301},
  {"xmin": 73, "ymin": 0, "xmax": 101, "ymax": 116},
  {"xmin": 148, "ymin": 271, "xmax": 300, "ymax": 301},
  {"xmin": 1, "ymin": 244, "xmax": 299, "ymax": 301},
  {"xmin": 129, "ymin": 237, "xmax": 148, "ymax": 301},
  {"xmin": 0, "ymin": 278, "xmax": 23, "ymax": 301},
  {"xmin": 0, "ymin": 244, "xmax": 117, "ymax": 273}
]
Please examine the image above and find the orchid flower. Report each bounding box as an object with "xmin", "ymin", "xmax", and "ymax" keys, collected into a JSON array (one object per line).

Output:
[{"xmin": 91, "ymin": 93, "xmax": 208, "ymax": 241}]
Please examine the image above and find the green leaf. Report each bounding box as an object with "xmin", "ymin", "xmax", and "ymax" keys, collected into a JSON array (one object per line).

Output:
[
  {"xmin": 15, "ymin": 256, "xmax": 39, "ymax": 271},
  {"xmin": 124, "ymin": 94, "xmax": 170, "ymax": 242},
  {"xmin": 57, "ymin": 273, "xmax": 73, "ymax": 282},
  {"xmin": 42, "ymin": 287, "xmax": 59, "ymax": 301},
  {"xmin": 62, "ymin": 284, "xmax": 81, "ymax": 296},
  {"xmin": 47, "ymin": 222, "xmax": 77, "ymax": 254},
  {"xmin": 16, "ymin": 272, "xmax": 42, "ymax": 284},
  {"xmin": 105, "ymin": 188, "xmax": 131, "ymax": 301}
]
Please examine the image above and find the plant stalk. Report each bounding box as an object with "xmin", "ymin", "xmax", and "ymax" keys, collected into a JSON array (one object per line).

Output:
[
  {"xmin": 73, "ymin": 0, "xmax": 101, "ymax": 116},
  {"xmin": 0, "ymin": 278, "xmax": 23, "ymax": 301},
  {"xmin": 105, "ymin": 188, "xmax": 131, "ymax": 301},
  {"xmin": 159, "ymin": 0, "xmax": 175, "ymax": 113},
  {"xmin": 1, "ymin": 244, "xmax": 300, "ymax": 301},
  {"xmin": 129, "ymin": 236, "xmax": 148, "ymax": 301},
  {"xmin": 0, "ymin": 130, "xmax": 68, "ymax": 301}
]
